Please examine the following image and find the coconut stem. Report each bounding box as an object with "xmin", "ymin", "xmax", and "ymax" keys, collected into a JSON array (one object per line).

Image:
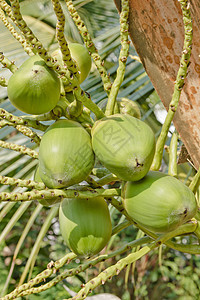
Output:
[
  {"xmin": 15, "ymin": 125, "xmax": 41, "ymax": 145},
  {"xmin": 151, "ymin": 0, "xmax": 193, "ymax": 171},
  {"xmin": 0, "ymin": 7, "xmax": 34, "ymax": 56},
  {"xmin": 10, "ymin": 236, "xmax": 151, "ymax": 299},
  {"xmin": 64, "ymin": 0, "xmax": 112, "ymax": 95},
  {"xmin": 0, "ymin": 175, "xmax": 47, "ymax": 190},
  {"xmin": 0, "ymin": 0, "xmax": 14, "ymax": 21},
  {"xmin": 2, "ymin": 252, "xmax": 77, "ymax": 300},
  {"xmin": 0, "ymin": 52, "xmax": 18, "ymax": 73},
  {"xmin": 0, "ymin": 187, "xmax": 121, "ymax": 202},
  {"xmin": 0, "ymin": 140, "xmax": 38, "ymax": 159},
  {"xmin": 70, "ymin": 222, "xmax": 196, "ymax": 300},
  {"xmin": 0, "ymin": 108, "xmax": 48, "ymax": 131},
  {"xmin": 112, "ymin": 219, "xmax": 133, "ymax": 236},
  {"xmin": 51, "ymin": 0, "xmax": 79, "ymax": 81},
  {"xmin": 8, "ymin": 0, "xmax": 104, "ymax": 119},
  {"xmin": 105, "ymin": 0, "xmax": 130, "ymax": 116},
  {"xmin": 168, "ymin": 131, "xmax": 178, "ymax": 177}
]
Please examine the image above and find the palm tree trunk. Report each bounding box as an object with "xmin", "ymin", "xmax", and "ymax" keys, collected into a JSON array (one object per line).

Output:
[{"xmin": 114, "ymin": 0, "xmax": 200, "ymax": 170}]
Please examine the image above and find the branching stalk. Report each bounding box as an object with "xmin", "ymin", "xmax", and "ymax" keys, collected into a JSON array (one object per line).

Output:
[
  {"xmin": 0, "ymin": 108, "xmax": 48, "ymax": 131},
  {"xmin": 0, "ymin": 7, "xmax": 33, "ymax": 56},
  {"xmin": 0, "ymin": 0, "xmax": 15, "ymax": 21},
  {"xmin": 70, "ymin": 222, "xmax": 197, "ymax": 300},
  {"xmin": 51, "ymin": 0, "xmax": 78, "ymax": 75},
  {"xmin": 0, "ymin": 140, "xmax": 38, "ymax": 158},
  {"xmin": 105, "ymin": 0, "xmax": 130, "ymax": 116},
  {"xmin": 64, "ymin": 0, "xmax": 112, "ymax": 94},
  {"xmin": 0, "ymin": 175, "xmax": 46, "ymax": 190},
  {"xmin": 0, "ymin": 187, "xmax": 121, "ymax": 202},
  {"xmin": 11, "ymin": 236, "xmax": 151, "ymax": 298},
  {"xmin": 8, "ymin": 0, "xmax": 104, "ymax": 119},
  {"xmin": 0, "ymin": 52, "xmax": 18, "ymax": 73},
  {"xmin": 2, "ymin": 252, "xmax": 77, "ymax": 300}
]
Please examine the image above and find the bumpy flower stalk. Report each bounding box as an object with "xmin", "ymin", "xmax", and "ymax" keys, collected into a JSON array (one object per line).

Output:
[
  {"xmin": 0, "ymin": 140, "xmax": 38, "ymax": 158},
  {"xmin": 105, "ymin": 0, "xmax": 130, "ymax": 116},
  {"xmin": 0, "ymin": 76, "xmax": 8, "ymax": 86},
  {"xmin": 151, "ymin": 0, "xmax": 193, "ymax": 171},
  {"xmin": 14, "ymin": 236, "xmax": 151, "ymax": 298},
  {"xmin": 65, "ymin": 0, "xmax": 112, "ymax": 94},
  {"xmin": 0, "ymin": 175, "xmax": 46, "ymax": 190},
  {"xmin": 0, "ymin": 108, "xmax": 48, "ymax": 131},
  {"xmin": 0, "ymin": 119, "xmax": 41, "ymax": 144},
  {"xmin": 0, "ymin": 0, "xmax": 14, "ymax": 20},
  {"xmin": 9, "ymin": 0, "xmax": 104, "ymax": 119},
  {"xmin": 15, "ymin": 125, "xmax": 41, "ymax": 145},
  {"xmin": 0, "ymin": 187, "xmax": 121, "ymax": 202},
  {"xmin": 0, "ymin": 7, "xmax": 34, "ymax": 56},
  {"xmin": 51, "ymin": 0, "xmax": 78, "ymax": 75},
  {"xmin": 71, "ymin": 222, "xmax": 197, "ymax": 300},
  {"xmin": 2, "ymin": 252, "xmax": 77, "ymax": 300},
  {"xmin": 0, "ymin": 52, "xmax": 17, "ymax": 73},
  {"xmin": 168, "ymin": 132, "xmax": 178, "ymax": 177}
]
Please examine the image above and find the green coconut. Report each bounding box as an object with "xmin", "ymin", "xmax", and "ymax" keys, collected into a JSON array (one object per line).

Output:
[
  {"xmin": 38, "ymin": 119, "xmax": 95, "ymax": 189},
  {"xmin": 118, "ymin": 98, "xmax": 141, "ymax": 119},
  {"xmin": 59, "ymin": 197, "xmax": 112, "ymax": 257},
  {"xmin": 91, "ymin": 114, "xmax": 155, "ymax": 181},
  {"xmin": 97, "ymin": 98, "xmax": 141, "ymax": 119},
  {"xmin": 122, "ymin": 171, "xmax": 197, "ymax": 233},
  {"xmin": 7, "ymin": 55, "xmax": 60, "ymax": 115}
]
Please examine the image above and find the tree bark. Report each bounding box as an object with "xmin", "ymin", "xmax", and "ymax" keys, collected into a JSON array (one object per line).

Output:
[{"xmin": 114, "ymin": 0, "xmax": 200, "ymax": 170}]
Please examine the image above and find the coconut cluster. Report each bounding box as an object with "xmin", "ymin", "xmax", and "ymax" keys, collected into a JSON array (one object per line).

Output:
[{"xmin": 8, "ymin": 50, "xmax": 197, "ymax": 257}]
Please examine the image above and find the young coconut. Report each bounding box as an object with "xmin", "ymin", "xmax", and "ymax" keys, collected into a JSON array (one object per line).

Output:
[
  {"xmin": 97, "ymin": 98, "xmax": 141, "ymax": 119},
  {"xmin": 7, "ymin": 55, "xmax": 60, "ymax": 115},
  {"xmin": 39, "ymin": 119, "xmax": 95, "ymax": 189},
  {"xmin": 91, "ymin": 114, "xmax": 155, "ymax": 181},
  {"xmin": 59, "ymin": 197, "xmax": 112, "ymax": 257},
  {"xmin": 122, "ymin": 171, "xmax": 197, "ymax": 233}
]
